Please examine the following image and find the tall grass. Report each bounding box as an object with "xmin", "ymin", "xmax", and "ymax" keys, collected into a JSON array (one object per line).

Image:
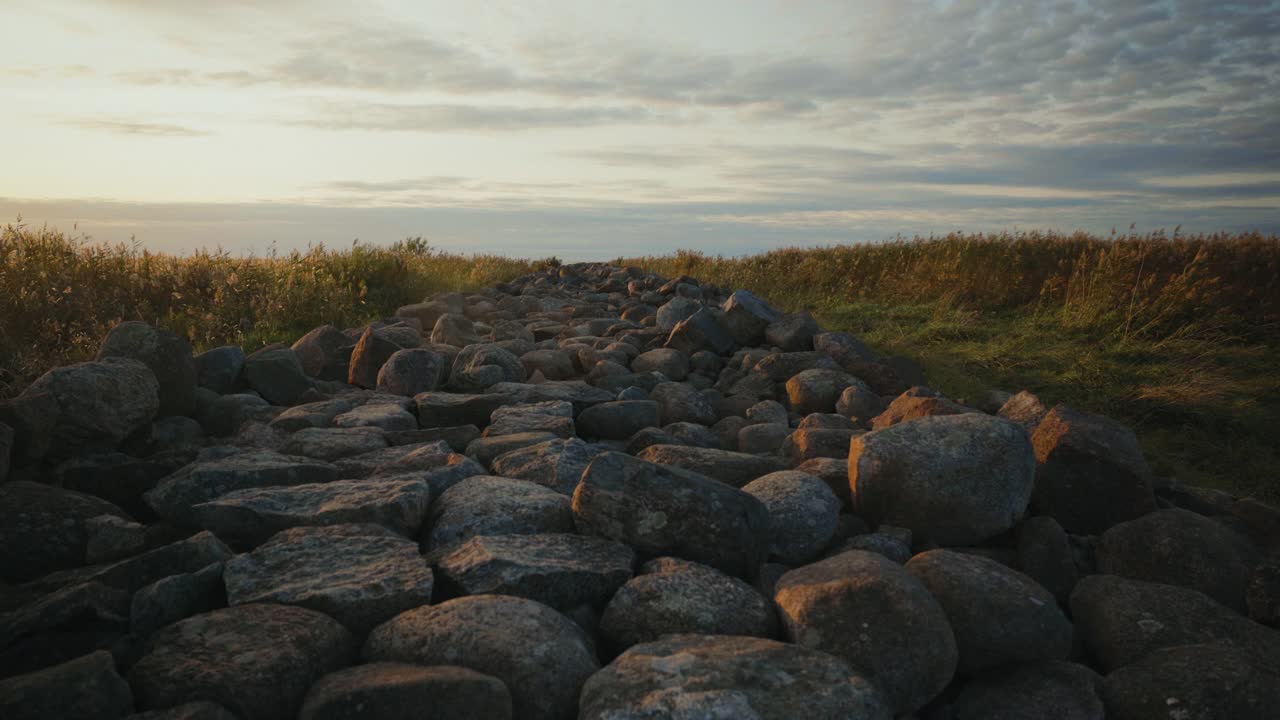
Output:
[{"xmin": 0, "ymin": 224, "xmax": 536, "ymax": 398}]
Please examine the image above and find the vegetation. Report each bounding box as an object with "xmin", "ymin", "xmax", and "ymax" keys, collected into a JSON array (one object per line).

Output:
[
  {"xmin": 3, "ymin": 223, "xmax": 1276, "ymax": 500},
  {"xmin": 622, "ymin": 230, "xmax": 1280, "ymax": 501},
  {"xmin": 0, "ymin": 223, "xmax": 536, "ymax": 398}
]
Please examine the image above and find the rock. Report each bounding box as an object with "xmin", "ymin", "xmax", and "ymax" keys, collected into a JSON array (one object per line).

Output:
[
  {"xmin": 1248, "ymin": 561, "xmax": 1280, "ymax": 627},
  {"xmin": 573, "ymin": 452, "xmax": 770, "ymax": 578},
  {"xmin": 599, "ymin": 558, "xmax": 774, "ymax": 653},
  {"xmin": 333, "ymin": 403, "xmax": 416, "ymax": 432},
  {"xmin": 849, "ymin": 413, "xmax": 1035, "ymax": 546},
  {"xmin": 721, "ymin": 290, "xmax": 781, "ymax": 346},
  {"xmin": 838, "ymin": 532, "xmax": 911, "ymax": 563},
  {"xmin": 1069, "ymin": 574, "xmax": 1280, "ymax": 672},
  {"xmin": 0, "ymin": 650, "xmax": 133, "ymax": 720},
  {"xmin": 127, "ymin": 701, "xmax": 239, "ymax": 719},
  {"xmin": 783, "ymin": 427, "xmax": 862, "ymax": 463},
  {"xmin": 0, "ymin": 481, "xmax": 132, "ymax": 582},
  {"xmin": 195, "ymin": 345, "xmax": 246, "ymax": 394},
  {"xmin": 953, "ymin": 661, "xmax": 1104, "ymax": 720},
  {"xmin": 835, "ymin": 380, "xmax": 884, "ymax": 423},
  {"xmin": 746, "ymin": 399, "xmax": 789, "ymax": 425},
  {"xmin": 22, "ymin": 531, "xmax": 231, "ymax": 603},
  {"xmin": 1096, "ymin": 508, "xmax": 1257, "ymax": 612},
  {"xmin": 519, "ymin": 349, "xmax": 575, "ymax": 381},
  {"xmin": 869, "ymin": 393, "xmax": 979, "ymax": 429},
  {"xmin": 1232, "ymin": 498, "xmax": 1280, "ymax": 553},
  {"xmin": 268, "ymin": 397, "xmax": 357, "ymax": 433},
  {"xmin": 375, "ymin": 348, "xmax": 445, "ymax": 396},
  {"xmin": 786, "ymin": 368, "xmax": 858, "ymax": 415},
  {"xmin": 341, "ymin": 440, "xmax": 451, "ymax": 478},
  {"xmin": 631, "ymin": 348, "xmax": 689, "ymax": 380},
  {"xmin": 489, "ymin": 438, "xmax": 596, "ymax": 496},
  {"xmin": 426, "ymin": 476, "xmax": 574, "ymax": 552},
  {"xmin": 291, "ymin": 325, "xmax": 352, "ymax": 381},
  {"xmin": 0, "ymin": 580, "xmax": 130, "ymax": 676},
  {"xmin": 299, "ymin": 663, "xmax": 513, "ymax": 720},
  {"xmin": 575, "ymin": 400, "xmax": 660, "ymax": 441},
  {"xmin": 486, "ymin": 381, "xmax": 615, "ymax": 413},
  {"xmin": 466, "ymin": 431, "xmax": 561, "ymax": 467},
  {"xmin": 1, "ymin": 357, "xmax": 158, "ymax": 459},
  {"xmin": 243, "ymin": 347, "xmax": 313, "ymax": 405},
  {"xmin": 195, "ymin": 393, "xmax": 268, "ymax": 436},
  {"xmin": 580, "ymin": 634, "xmax": 891, "ymax": 720},
  {"xmin": 737, "ymin": 422, "xmax": 791, "ymax": 453},
  {"xmin": 224, "ymin": 525, "xmax": 433, "ymax": 635},
  {"xmin": 97, "ymin": 321, "xmax": 197, "ymax": 417},
  {"xmin": 0, "ymin": 421, "xmax": 11, "ymax": 483},
  {"xmin": 665, "ymin": 308, "xmax": 735, "ymax": 355},
  {"xmin": 436, "ymin": 533, "xmax": 634, "ymax": 610},
  {"xmin": 414, "ymin": 392, "xmax": 515, "ymax": 428},
  {"xmin": 192, "ymin": 477, "xmax": 430, "ymax": 547},
  {"xmin": 85, "ymin": 514, "xmax": 148, "ymax": 564},
  {"xmin": 998, "ymin": 390, "xmax": 1048, "ymax": 431},
  {"xmin": 131, "ymin": 562, "xmax": 226, "ymax": 638},
  {"xmin": 430, "ymin": 313, "xmax": 480, "ymax": 347},
  {"xmin": 385, "ymin": 424, "xmax": 480, "ymax": 452},
  {"xmin": 345, "ymin": 328, "xmax": 400, "ymax": 389},
  {"xmin": 655, "ymin": 296, "xmax": 700, "ymax": 331},
  {"xmin": 796, "ymin": 413, "xmax": 857, "ymax": 430},
  {"xmin": 363, "ymin": 595, "xmax": 597, "ymax": 720},
  {"xmin": 905, "ymin": 549, "xmax": 1073, "ymax": 675},
  {"xmin": 145, "ymin": 449, "xmax": 338, "ymax": 527},
  {"xmin": 1031, "ymin": 405, "xmax": 1156, "ymax": 535},
  {"xmin": 281, "ymin": 426, "xmax": 389, "ymax": 461},
  {"xmin": 649, "ymin": 381, "xmax": 717, "ymax": 426},
  {"xmin": 128, "ymin": 603, "xmax": 354, "ymax": 720},
  {"xmin": 743, "ymin": 470, "xmax": 841, "ymax": 564},
  {"xmin": 774, "ymin": 550, "xmax": 957, "ymax": 713},
  {"xmin": 484, "ymin": 401, "xmax": 574, "ymax": 438},
  {"xmin": 1101, "ymin": 644, "xmax": 1280, "ymax": 720},
  {"xmin": 636, "ymin": 444, "xmax": 788, "ymax": 487},
  {"xmin": 395, "ymin": 300, "xmax": 451, "ymax": 330},
  {"xmin": 765, "ymin": 311, "xmax": 819, "ymax": 351},
  {"xmin": 1017, "ymin": 515, "xmax": 1079, "ymax": 605},
  {"xmin": 448, "ymin": 344, "xmax": 527, "ymax": 392},
  {"xmin": 662, "ymin": 421, "xmax": 719, "ymax": 448}
]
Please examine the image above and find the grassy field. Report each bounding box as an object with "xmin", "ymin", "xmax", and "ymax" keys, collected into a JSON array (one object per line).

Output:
[
  {"xmin": 623, "ymin": 230, "xmax": 1280, "ymax": 501},
  {"xmin": 3, "ymin": 223, "xmax": 1277, "ymax": 500}
]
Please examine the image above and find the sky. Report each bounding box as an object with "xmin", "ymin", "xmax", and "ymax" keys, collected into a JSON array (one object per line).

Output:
[{"xmin": 2, "ymin": 0, "xmax": 1278, "ymax": 258}]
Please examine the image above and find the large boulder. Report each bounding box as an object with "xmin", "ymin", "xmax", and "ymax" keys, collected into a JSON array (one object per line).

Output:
[
  {"xmin": 347, "ymin": 328, "xmax": 402, "ymax": 389},
  {"xmin": 665, "ymin": 308, "xmax": 735, "ymax": 355},
  {"xmin": 786, "ymin": 368, "xmax": 858, "ymax": 415},
  {"xmin": 721, "ymin": 290, "xmax": 780, "ymax": 347},
  {"xmin": 648, "ymin": 382, "xmax": 717, "ymax": 426},
  {"xmin": 1017, "ymin": 515, "xmax": 1080, "ymax": 605},
  {"xmin": 488, "ymin": 438, "xmax": 597, "ymax": 496},
  {"xmin": 579, "ymin": 634, "xmax": 891, "ymax": 720},
  {"xmin": 849, "ymin": 414, "xmax": 1035, "ymax": 546},
  {"xmin": 224, "ymin": 525, "xmax": 433, "ymax": 635},
  {"xmin": 363, "ymin": 595, "xmax": 598, "ymax": 720},
  {"xmin": 280, "ymin": 426, "xmax": 389, "ymax": 461},
  {"xmin": 0, "ymin": 357, "xmax": 158, "ymax": 460},
  {"xmin": 1096, "ymin": 508, "xmax": 1257, "ymax": 612},
  {"xmin": 425, "ymin": 476, "xmax": 574, "ymax": 552},
  {"xmin": 97, "ymin": 320, "xmax": 197, "ymax": 417},
  {"xmin": 774, "ymin": 550, "xmax": 958, "ymax": 713},
  {"xmin": 129, "ymin": 603, "xmax": 354, "ymax": 720},
  {"xmin": 436, "ymin": 533, "xmax": 634, "ymax": 610},
  {"xmin": 631, "ymin": 348, "xmax": 689, "ymax": 380},
  {"xmin": 0, "ymin": 650, "xmax": 133, "ymax": 720},
  {"xmin": 599, "ymin": 557, "xmax": 775, "ymax": 653},
  {"xmin": 905, "ymin": 549, "xmax": 1073, "ymax": 675},
  {"xmin": 953, "ymin": 661, "xmax": 1104, "ymax": 720},
  {"xmin": 573, "ymin": 452, "xmax": 771, "ymax": 578},
  {"xmin": 742, "ymin": 470, "xmax": 841, "ymax": 564},
  {"xmin": 636, "ymin": 444, "xmax": 788, "ymax": 488},
  {"xmin": 415, "ymin": 392, "xmax": 515, "ymax": 429},
  {"xmin": 1031, "ymin": 405, "xmax": 1156, "ymax": 534},
  {"xmin": 195, "ymin": 345, "xmax": 247, "ymax": 394},
  {"xmin": 376, "ymin": 348, "xmax": 445, "ymax": 396},
  {"xmin": 291, "ymin": 325, "xmax": 352, "ymax": 382},
  {"xmin": 243, "ymin": 347, "xmax": 313, "ymax": 405},
  {"xmin": 145, "ymin": 449, "xmax": 338, "ymax": 527},
  {"xmin": 299, "ymin": 663, "xmax": 512, "ymax": 720},
  {"xmin": 1101, "ymin": 644, "xmax": 1280, "ymax": 720},
  {"xmin": 576, "ymin": 400, "xmax": 661, "ymax": 441},
  {"xmin": 0, "ymin": 481, "xmax": 131, "ymax": 582},
  {"xmin": 447, "ymin": 344, "xmax": 527, "ymax": 393}
]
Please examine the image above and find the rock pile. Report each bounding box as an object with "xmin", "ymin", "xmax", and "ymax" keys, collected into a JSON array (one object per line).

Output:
[{"xmin": 1, "ymin": 263, "xmax": 1278, "ymax": 719}]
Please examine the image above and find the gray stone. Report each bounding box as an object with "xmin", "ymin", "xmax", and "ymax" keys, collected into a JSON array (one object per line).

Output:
[
  {"xmin": 244, "ymin": 347, "xmax": 313, "ymax": 406},
  {"xmin": 737, "ymin": 422, "xmax": 791, "ymax": 453},
  {"xmin": 130, "ymin": 561, "xmax": 226, "ymax": 638},
  {"xmin": 128, "ymin": 701, "xmax": 239, "ymax": 719},
  {"xmin": 375, "ymin": 348, "xmax": 445, "ymax": 396},
  {"xmin": 835, "ymin": 380, "xmax": 884, "ymax": 423},
  {"xmin": 484, "ymin": 400, "xmax": 574, "ymax": 438},
  {"xmin": 97, "ymin": 321, "xmax": 197, "ymax": 417},
  {"xmin": 193, "ymin": 477, "xmax": 430, "ymax": 547},
  {"xmin": 743, "ymin": 470, "xmax": 841, "ymax": 564},
  {"xmin": 786, "ymin": 368, "xmax": 858, "ymax": 415},
  {"xmin": 850, "ymin": 414, "xmax": 1035, "ymax": 546},
  {"xmin": 998, "ymin": 390, "xmax": 1048, "ymax": 431},
  {"xmin": 195, "ymin": 345, "xmax": 246, "ymax": 394},
  {"xmin": 145, "ymin": 449, "xmax": 338, "ymax": 527},
  {"xmin": 721, "ymin": 290, "xmax": 781, "ymax": 347},
  {"xmin": 1249, "ymin": 561, "xmax": 1280, "ymax": 627},
  {"xmin": 426, "ymin": 476, "xmax": 574, "ymax": 552},
  {"xmin": 774, "ymin": 550, "xmax": 958, "ymax": 713},
  {"xmin": 0, "ymin": 580, "xmax": 129, "ymax": 653},
  {"xmin": 299, "ymin": 663, "xmax": 512, "ymax": 720},
  {"xmin": 358, "ymin": 440, "xmax": 454, "ymax": 478},
  {"xmin": 649, "ymin": 381, "xmax": 717, "ymax": 426},
  {"xmin": 489, "ymin": 438, "xmax": 597, "ymax": 496},
  {"xmin": 905, "ymin": 549, "xmax": 1073, "ymax": 675},
  {"xmin": 200, "ymin": 393, "xmax": 270, "ymax": 436},
  {"xmin": 765, "ymin": 311, "xmax": 819, "ymax": 351},
  {"xmin": 281, "ymin": 426, "xmax": 388, "ymax": 461},
  {"xmin": 1102, "ymin": 644, "xmax": 1280, "ymax": 720},
  {"xmin": 291, "ymin": 325, "xmax": 353, "ymax": 382},
  {"xmin": 665, "ymin": 307, "xmax": 735, "ymax": 355},
  {"xmin": 784, "ymin": 427, "xmax": 862, "ymax": 464},
  {"xmin": 447, "ymin": 344, "xmax": 526, "ymax": 392},
  {"xmin": 1017, "ymin": 515, "xmax": 1079, "ymax": 605},
  {"xmin": 519, "ymin": 349, "xmax": 575, "ymax": 381},
  {"xmin": 85, "ymin": 514, "xmax": 148, "ymax": 564},
  {"xmin": 486, "ymin": 381, "xmax": 615, "ymax": 413},
  {"xmin": 870, "ymin": 393, "xmax": 980, "ymax": 430},
  {"xmin": 637, "ymin": 444, "xmax": 788, "ymax": 488},
  {"xmin": 599, "ymin": 558, "xmax": 775, "ymax": 653},
  {"xmin": 576, "ymin": 400, "xmax": 660, "ymax": 441},
  {"xmin": 430, "ymin": 313, "xmax": 480, "ymax": 347},
  {"xmin": 363, "ymin": 595, "xmax": 597, "ymax": 720},
  {"xmin": 347, "ymin": 327, "xmax": 402, "ymax": 389},
  {"xmin": 333, "ymin": 403, "xmax": 417, "ymax": 432},
  {"xmin": 839, "ymin": 532, "xmax": 912, "ymax": 563},
  {"xmin": 385, "ymin": 424, "xmax": 480, "ymax": 452},
  {"xmin": 953, "ymin": 661, "xmax": 1104, "ymax": 720},
  {"xmin": 414, "ymin": 392, "xmax": 515, "ymax": 428},
  {"xmin": 572, "ymin": 452, "xmax": 770, "ymax": 578},
  {"xmin": 1031, "ymin": 405, "xmax": 1156, "ymax": 535},
  {"xmin": 580, "ymin": 634, "xmax": 890, "ymax": 720},
  {"xmin": 128, "ymin": 603, "xmax": 354, "ymax": 720},
  {"xmin": 466, "ymin": 431, "xmax": 561, "ymax": 468},
  {"xmin": 631, "ymin": 348, "xmax": 689, "ymax": 380},
  {"xmin": 225, "ymin": 525, "xmax": 433, "ymax": 635},
  {"xmin": 437, "ymin": 533, "xmax": 635, "ymax": 610},
  {"xmin": 655, "ymin": 296, "xmax": 700, "ymax": 332},
  {"xmin": 0, "ymin": 650, "xmax": 133, "ymax": 720},
  {"xmin": 0, "ymin": 421, "xmax": 11, "ymax": 483},
  {"xmin": 0, "ymin": 481, "xmax": 131, "ymax": 582}
]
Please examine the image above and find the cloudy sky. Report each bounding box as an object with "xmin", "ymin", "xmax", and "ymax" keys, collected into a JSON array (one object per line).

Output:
[{"xmin": 2, "ymin": 0, "xmax": 1278, "ymax": 258}]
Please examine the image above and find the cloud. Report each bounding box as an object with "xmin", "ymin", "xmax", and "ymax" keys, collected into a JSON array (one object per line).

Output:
[
  {"xmin": 290, "ymin": 101, "xmax": 654, "ymax": 132},
  {"xmin": 61, "ymin": 119, "xmax": 211, "ymax": 136}
]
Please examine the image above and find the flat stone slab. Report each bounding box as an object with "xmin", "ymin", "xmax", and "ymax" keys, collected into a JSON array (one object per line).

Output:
[{"xmin": 145, "ymin": 449, "xmax": 337, "ymax": 527}]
